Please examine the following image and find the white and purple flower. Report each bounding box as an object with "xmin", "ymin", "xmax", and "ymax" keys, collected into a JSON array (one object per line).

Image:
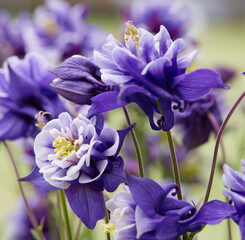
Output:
[
  {"xmin": 21, "ymin": 112, "xmax": 134, "ymax": 229},
  {"xmin": 106, "ymin": 174, "xmax": 236, "ymax": 240}
]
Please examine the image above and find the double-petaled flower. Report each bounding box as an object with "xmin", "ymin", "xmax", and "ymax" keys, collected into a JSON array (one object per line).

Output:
[
  {"xmin": 21, "ymin": 112, "xmax": 134, "ymax": 229},
  {"xmin": 106, "ymin": 174, "xmax": 236, "ymax": 240}
]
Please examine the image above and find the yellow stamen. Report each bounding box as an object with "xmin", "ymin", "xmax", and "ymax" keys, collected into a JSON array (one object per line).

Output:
[
  {"xmin": 53, "ymin": 77, "xmax": 60, "ymax": 83},
  {"xmin": 35, "ymin": 111, "xmax": 50, "ymax": 131},
  {"xmin": 124, "ymin": 21, "xmax": 140, "ymax": 47},
  {"xmin": 53, "ymin": 136, "xmax": 78, "ymax": 159},
  {"xmin": 103, "ymin": 223, "xmax": 116, "ymax": 234}
]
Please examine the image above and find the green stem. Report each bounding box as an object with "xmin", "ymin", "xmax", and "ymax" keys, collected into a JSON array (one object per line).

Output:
[
  {"xmin": 156, "ymin": 101, "xmax": 183, "ymax": 200},
  {"xmin": 59, "ymin": 189, "xmax": 72, "ymax": 240},
  {"xmin": 122, "ymin": 106, "xmax": 145, "ymax": 177},
  {"xmin": 3, "ymin": 141, "xmax": 46, "ymax": 240},
  {"xmin": 56, "ymin": 192, "xmax": 65, "ymax": 240},
  {"xmin": 102, "ymin": 192, "xmax": 111, "ymax": 240},
  {"xmin": 204, "ymin": 91, "xmax": 245, "ymax": 203}
]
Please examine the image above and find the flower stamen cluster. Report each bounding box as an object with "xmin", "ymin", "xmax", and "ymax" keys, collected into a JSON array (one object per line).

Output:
[
  {"xmin": 124, "ymin": 21, "xmax": 140, "ymax": 47},
  {"xmin": 52, "ymin": 136, "xmax": 79, "ymax": 159}
]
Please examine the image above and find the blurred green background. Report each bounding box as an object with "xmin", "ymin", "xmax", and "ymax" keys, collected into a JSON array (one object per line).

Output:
[{"xmin": 0, "ymin": 0, "xmax": 245, "ymax": 239}]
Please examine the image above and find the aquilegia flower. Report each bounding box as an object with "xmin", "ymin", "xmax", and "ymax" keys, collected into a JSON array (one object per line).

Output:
[
  {"xmin": 175, "ymin": 91, "xmax": 224, "ymax": 149},
  {"xmin": 124, "ymin": 0, "xmax": 190, "ymax": 39},
  {"xmin": 106, "ymin": 174, "xmax": 235, "ymax": 240},
  {"xmin": 21, "ymin": 112, "xmax": 134, "ymax": 229},
  {"xmin": 0, "ymin": 10, "xmax": 28, "ymax": 64},
  {"xmin": 50, "ymin": 55, "xmax": 114, "ymax": 105},
  {"xmin": 90, "ymin": 23, "xmax": 228, "ymax": 131},
  {"xmin": 0, "ymin": 53, "xmax": 67, "ymax": 140},
  {"xmin": 23, "ymin": 0, "xmax": 106, "ymax": 61},
  {"xmin": 222, "ymin": 160, "xmax": 245, "ymax": 239}
]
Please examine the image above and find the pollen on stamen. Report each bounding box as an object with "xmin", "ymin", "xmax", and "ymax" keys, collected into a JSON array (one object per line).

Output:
[
  {"xmin": 35, "ymin": 111, "xmax": 51, "ymax": 131},
  {"xmin": 124, "ymin": 20, "xmax": 140, "ymax": 47},
  {"xmin": 103, "ymin": 223, "xmax": 116, "ymax": 234}
]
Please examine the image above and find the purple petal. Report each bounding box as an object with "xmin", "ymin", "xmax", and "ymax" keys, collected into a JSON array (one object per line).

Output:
[
  {"xmin": 0, "ymin": 111, "xmax": 29, "ymax": 140},
  {"xmin": 115, "ymin": 123, "xmax": 136, "ymax": 157},
  {"xmin": 172, "ymin": 69, "xmax": 229, "ymax": 100},
  {"xmin": 181, "ymin": 200, "xmax": 236, "ymax": 229},
  {"xmin": 118, "ymin": 85, "xmax": 160, "ymax": 130},
  {"xmin": 112, "ymin": 47, "xmax": 145, "ymax": 80},
  {"xmin": 126, "ymin": 174, "xmax": 164, "ymax": 216},
  {"xmin": 87, "ymin": 91, "xmax": 127, "ymax": 118},
  {"xmin": 222, "ymin": 164, "xmax": 245, "ymax": 193},
  {"xmin": 19, "ymin": 165, "xmax": 58, "ymax": 191},
  {"xmin": 65, "ymin": 185, "xmax": 104, "ymax": 229},
  {"xmin": 103, "ymin": 156, "xmax": 125, "ymax": 192},
  {"xmin": 51, "ymin": 78, "xmax": 99, "ymax": 105},
  {"xmin": 51, "ymin": 56, "xmax": 101, "ymax": 83}
]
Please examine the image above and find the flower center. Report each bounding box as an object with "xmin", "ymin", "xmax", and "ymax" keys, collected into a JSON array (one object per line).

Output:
[
  {"xmin": 103, "ymin": 223, "xmax": 116, "ymax": 234},
  {"xmin": 53, "ymin": 136, "xmax": 78, "ymax": 159}
]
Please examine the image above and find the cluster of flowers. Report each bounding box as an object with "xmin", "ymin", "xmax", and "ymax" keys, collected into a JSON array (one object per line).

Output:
[{"xmin": 0, "ymin": 0, "xmax": 243, "ymax": 240}]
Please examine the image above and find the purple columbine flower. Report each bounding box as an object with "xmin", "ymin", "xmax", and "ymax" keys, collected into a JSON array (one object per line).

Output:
[
  {"xmin": 0, "ymin": 10, "xmax": 29, "ymax": 64},
  {"xmin": 91, "ymin": 23, "xmax": 228, "ymax": 131},
  {"xmin": 50, "ymin": 56, "xmax": 114, "ymax": 105},
  {"xmin": 222, "ymin": 161, "xmax": 245, "ymax": 239},
  {"xmin": 21, "ymin": 112, "xmax": 134, "ymax": 229},
  {"xmin": 124, "ymin": 0, "xmax": 190, "ymax": 39},
  {"xmin": 175, "ymin": 91, "xmax": 224, "ymax": 149},
  {"xmin": 106, "ymin": 174, "xmax": 236, "ymax": 240},
  {"xmin": 23, "ymin": 0, "xmax": 106, "ymax": 61},
  {"xmin": 0, "ymin": 53, "xmax": 67, "ymax": 140}
]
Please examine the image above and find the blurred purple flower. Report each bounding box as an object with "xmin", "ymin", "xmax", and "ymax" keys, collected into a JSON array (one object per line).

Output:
[
  {"xmin": 6, "ymin": 195, "xmax": 58, "ymax": 240},
  {"xmin": 215, "ymin": 66, "xmax": 236, "ymax": 83},
  {"xmin": 0, "ymin": 10, "xmax": 29, "ymax": 64},
  {"xmin": 124, "ymin": 0, "xmax": 190, "ymax": 39},
  {"xmin": 21, "ymin": 112, "xmax": 134, "ymax": 229},
  {"xmin": 176, "ymin": 91, "xmax": 223, "ymax": 149},
  {"xmin": 222, "ymin": 161, "xmax": 245, "ymax": 239},
  {"xmin": 23, "ymin": 0, "xmax": 106, "ymax": 61},
  {"xmin": 91, "ymin": 24, "xmax": 228, "ymax": 131},
  {"xmin": 107, "ymin": 174, "xmax": 235, "ymax": 240},
  {"xmin": 0, "ymin": 53, "xmax": 67, "ymax": 140}
]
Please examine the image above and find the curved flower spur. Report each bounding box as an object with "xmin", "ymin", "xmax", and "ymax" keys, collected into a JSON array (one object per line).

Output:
[{"xmin": 20, "ymin": 112, "xmax": 135, "ymax": 229}]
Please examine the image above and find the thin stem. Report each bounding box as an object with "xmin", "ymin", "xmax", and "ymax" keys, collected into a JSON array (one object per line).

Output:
[
  {"xmin": 56, "ymin": 192, "xmax": 65, "ymax": 240},
  {"xmin": 3, "ymin": 141, "xmax": 46, "ymax": 240},
  {"xmin": 75, "ymin": 220, "xmax": 82, "ymax": 240},
  {"xmin": 165, "ymin": 131, "xmax": 183, "ymax": 201},
  {"xmin": 207, "ymin": 112, "xmax": 232, "ymax": 240},
  {"xmin": 122, "ymin": 106, "xmax": 145, "ymax": 177},
  {"xmin": 204, "ymin": 91, "xmax": 245, "ymax": 203},
  {"xmin": 156, "ymin": 101, "xmax": 183, "ymax": 200},
  {"xmin": 59, "ymin": 189, "xmax": 72, "ymax": 240},
  {"xmin": 207, "ymin": 112, "xmax": 226, "ymax": 165},
  {"xmin": 102, "ymin": 192, "xmax": 111, "ymax": 240}
]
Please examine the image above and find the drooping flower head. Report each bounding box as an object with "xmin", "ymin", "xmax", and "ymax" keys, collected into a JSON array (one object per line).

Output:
[
  {"xmin": 124, "ymin": 0, "xmax": 190, "ymax": 39},
  {"xmin": 23, "ymin": 0, "xmax": 106, "ymax": 61},
  {"xmin": 106, "ymin": 174, "xmax": 235, "ymax": 240},
  {"xmin": 21, "ymin": 112, "xmax": 134, "ymax": 229},
  {"xmin": 90, "ymin": 23, "xmax": 228, "ymax": 131},
  {"xmin": 0, "ymin": 53, "xmax": 67, "ymax": 140}
]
